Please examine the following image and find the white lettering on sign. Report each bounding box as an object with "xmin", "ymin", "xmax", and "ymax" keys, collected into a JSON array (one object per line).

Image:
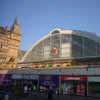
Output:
[
  {"xmin": 23, "ymin": 75, "xmax": 38, "ymax": 80},
  {"xmin": 64, "ymin": 77, "xmax": 80, "ymax": 80},
  {"xmin": 12, "ymin": 74, "xmax": 22, "ymax": 79},
  {"xmin": 12, "ymin": 74, "xmax": 39, "ymax": 80}
]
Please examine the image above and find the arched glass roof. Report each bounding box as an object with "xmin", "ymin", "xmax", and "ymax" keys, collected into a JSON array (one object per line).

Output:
[{"xmin": 21, "ymin": 28, "xmax": 100, "ymax": 62}]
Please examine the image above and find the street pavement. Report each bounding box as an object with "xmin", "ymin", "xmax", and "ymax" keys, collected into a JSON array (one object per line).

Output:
[{"xmin": 10, "ymin": 94, "xmax": 100, "ymax": 100}]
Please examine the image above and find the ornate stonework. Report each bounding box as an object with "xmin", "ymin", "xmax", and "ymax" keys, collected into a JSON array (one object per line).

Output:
[{"xmin": 0, "ymin": 19, "xmax": 20, "ymax": 69}]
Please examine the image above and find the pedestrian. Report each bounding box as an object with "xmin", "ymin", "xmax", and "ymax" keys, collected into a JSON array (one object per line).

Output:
[
  {"xmin": 24, "ymin": 85, "xmax": 28, "ymax": 94},
  {"xmin": 4, "ymin": 94, "xmax": 9, "ymax": 100},
  {"xmin": 48, "ymin": 86, "xmax": 53, "ymax": 100}
]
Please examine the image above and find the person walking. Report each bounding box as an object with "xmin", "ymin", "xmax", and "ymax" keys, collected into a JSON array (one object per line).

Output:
[{"xmin": 47, "ymin": 86, "xmax": 53, "ymax": 100}]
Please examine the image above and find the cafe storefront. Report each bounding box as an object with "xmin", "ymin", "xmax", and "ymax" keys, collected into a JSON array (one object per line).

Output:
[
  {"xmin": 11, "ymin": 74, "xmax": 39, "ymax": 95},
  {"xmin": 59, "ymin": 75, "xmax": 87, "ymax": 96}
]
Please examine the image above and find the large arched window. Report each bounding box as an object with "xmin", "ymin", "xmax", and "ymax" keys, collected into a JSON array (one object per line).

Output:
[{"xmin": 51, "ymin": 30, "xmax": 60, "ymax": 34}]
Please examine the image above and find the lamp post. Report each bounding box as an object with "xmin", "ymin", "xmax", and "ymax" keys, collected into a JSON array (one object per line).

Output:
[{"xmin": 86, "ymin": 66, "xmax": 88, "ymax": 96}]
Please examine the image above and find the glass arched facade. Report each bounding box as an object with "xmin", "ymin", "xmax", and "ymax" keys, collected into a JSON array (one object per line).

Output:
[{"xmin": 23, "ymin": 31, "xmax": 100, "ymax": 62}]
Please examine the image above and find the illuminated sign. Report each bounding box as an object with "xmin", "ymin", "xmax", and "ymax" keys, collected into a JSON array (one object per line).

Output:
[
  {"xmin": 59, "ymin": 75, "xmax": 87, "ymax": 81},
  {"xmin": 51, "ymin": 47, "xmax": 58, "ymax": 55}
]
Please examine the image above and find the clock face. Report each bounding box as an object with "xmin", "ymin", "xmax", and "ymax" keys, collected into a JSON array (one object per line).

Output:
[{"xmin": 51, "ymin": 47, "xmax": 58, "ymax": 55}]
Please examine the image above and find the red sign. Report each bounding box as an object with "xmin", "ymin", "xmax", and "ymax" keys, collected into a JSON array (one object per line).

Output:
[
  {"xmin": 59, "ymin": 75, "xmax": 87, "ymax": 81},
  {"xmin": 51, "ymin": 48, "xmax": 58, "ymax": 55}
]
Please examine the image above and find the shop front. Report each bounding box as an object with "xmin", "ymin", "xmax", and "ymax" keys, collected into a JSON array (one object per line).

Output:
[
  {"xmin": 11, "ymin": 74, "xmax": 39, "ymax": 95},
  {"xmin": 88, "ymin": 76, "xmax": 100, "ymax": 97},
  {"xmin": 0, "ymin": 74, "xmax": 12, "ymax": 91},
  {"xmin": 59, "ymin": 75, "xmax": 87, "ymax": 96},
  {"xmin": 39, "ymin": 75, "xmax": 59, "ymax": 94}
]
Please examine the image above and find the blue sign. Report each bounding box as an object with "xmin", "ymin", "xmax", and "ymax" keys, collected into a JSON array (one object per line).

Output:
[{"xmin": 39, "ymin": 75, "xmax": 59, "ymax": 88}]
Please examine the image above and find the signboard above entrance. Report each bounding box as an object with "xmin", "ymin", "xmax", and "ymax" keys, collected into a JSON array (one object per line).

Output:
[
  {"xmin": 60, "ymin": 75, "xmax": 87, "ymax": 81},
  {"xmin": 12, "ymin": 74, "xmax": 39, "ymax": 80}
]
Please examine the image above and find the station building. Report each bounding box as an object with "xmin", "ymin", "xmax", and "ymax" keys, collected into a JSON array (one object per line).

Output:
[
  {"xmin": 21, "ymin": 28, "xmax": 100, "ymax": 67},
  {"xmin": 15, "ymin": 28, "xmax": 100, "ymax": 97},
  {"xmin": 1, "ymin": 28, "xmax": 100, "ymax": 97}
]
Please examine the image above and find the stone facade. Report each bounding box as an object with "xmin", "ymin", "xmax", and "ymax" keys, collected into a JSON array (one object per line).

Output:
[{"xmin": 0, "ymin": 19, "xmax": 20, "ymax": 69}]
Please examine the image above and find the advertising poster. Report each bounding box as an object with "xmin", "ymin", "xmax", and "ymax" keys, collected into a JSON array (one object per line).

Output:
[
  {"xmin": 0, "ymin": 74, "xmax": 11, "ymax": 85},
  {"xmin": 39, "ymin": 75, "xmax": 59, "ymax": 93}
]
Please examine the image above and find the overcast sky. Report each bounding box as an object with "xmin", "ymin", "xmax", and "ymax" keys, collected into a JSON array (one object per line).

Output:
[{"xmin": 0, "ymin": 0, "xmax": 100, "ymax": 50}]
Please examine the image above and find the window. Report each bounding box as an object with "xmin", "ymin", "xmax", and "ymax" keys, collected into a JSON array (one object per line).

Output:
[
  {"xmin": 52, "ymin": 30, "xmax": 60, "ymax": 34},
  {"xmin": 61, "ymin": 34, "xmax": 72, "ymax": 44}
]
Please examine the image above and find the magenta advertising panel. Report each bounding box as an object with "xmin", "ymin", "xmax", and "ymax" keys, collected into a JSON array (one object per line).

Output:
[{"xmin": 0, "ymin": 74, "xmax": 11, "ymax": 85}]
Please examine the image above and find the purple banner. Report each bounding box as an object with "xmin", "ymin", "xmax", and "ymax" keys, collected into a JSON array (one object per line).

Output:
[
  {"xmin": 39, "ymin": 75, "xmax": 59, "ymax": 87},
  {"xmin": 0, "ymin": 74, "xmax": 11, "ymax": 85}
]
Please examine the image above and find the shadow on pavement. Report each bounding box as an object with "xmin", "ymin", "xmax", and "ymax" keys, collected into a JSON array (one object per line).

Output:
[{"xmin": 10, "ymin": 93, "xmax": 100, "ymax": 100}]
